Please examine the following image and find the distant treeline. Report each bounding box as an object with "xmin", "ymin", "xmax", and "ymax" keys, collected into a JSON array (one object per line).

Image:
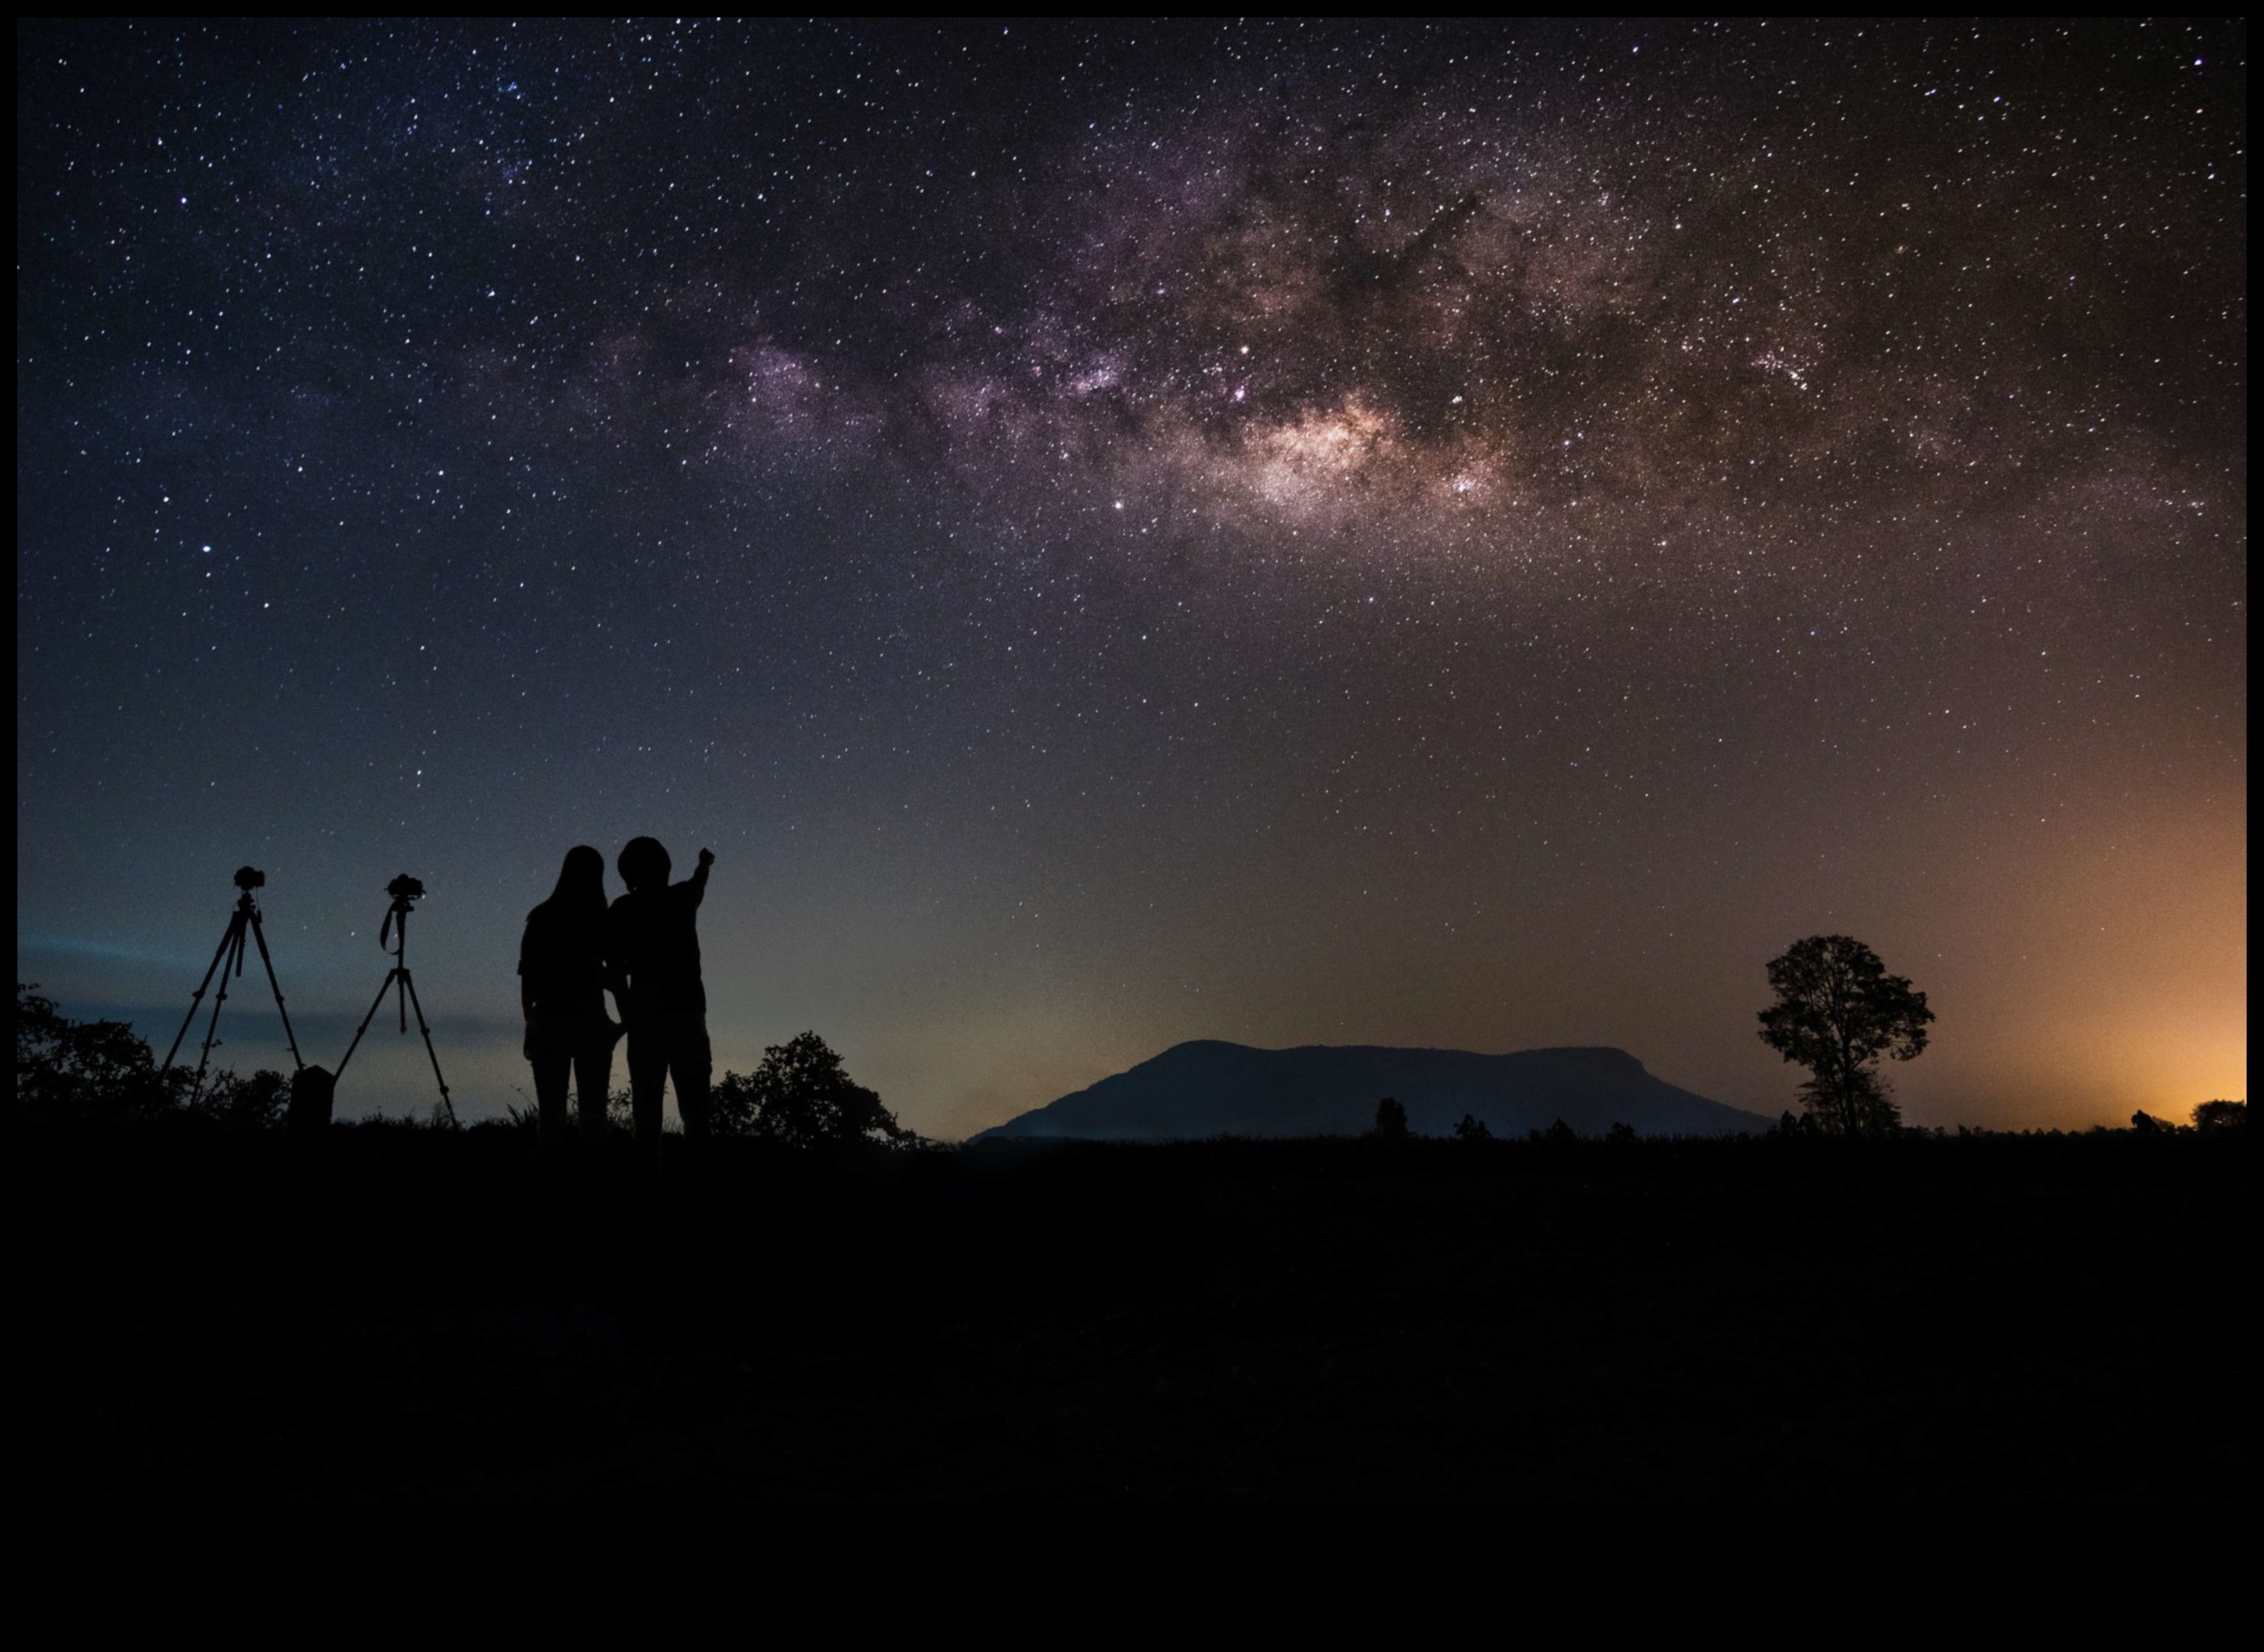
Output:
[{"xmin": 15, "ymin": 983, "xmax": 2246, "ymax": 1145}]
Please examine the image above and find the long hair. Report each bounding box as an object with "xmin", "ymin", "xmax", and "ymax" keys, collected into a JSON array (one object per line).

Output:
[{"xmin": 535, "ymin": 844, "xmax": 608, "ymax": 922}]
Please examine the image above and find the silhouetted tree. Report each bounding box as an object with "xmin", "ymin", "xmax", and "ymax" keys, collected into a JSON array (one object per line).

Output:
[
  {"xmin": 16, "ymin": 983, "xmax": 292, "ymax": 1129},
  {"xmin": 1756, "ymin": 936, "xmax": 1934, "ymax": 1136},
  {"xmin": 1372, "ymin": 1096, "xmax": 1410, "ymax": 1142},
  {"xmin": 1452, "ymin": 1111, "xmax": 1492, "ymax": 1143},
  {"xmin": 2192, "ymin": 1099, "xmax": 2247, "ymax": 1133},
  {"xmin": 2130, "ymin": 1109, "xmax": 2178, "ymax": 1135},
  {"xmin": 1606, "ymin": 1121, "xmax": 1638, "ymax": 1146},
  {"xmin": 16, "ymin": 983, "xmax": 180, "ymax": 1124},
  {"xmin": 711, "ymin": 1031, "xmax": 911, "ymax": 1147},
  {"xmin": 1545, "ymin": 1117, "xmax": 1578, "ymax": 1144}
]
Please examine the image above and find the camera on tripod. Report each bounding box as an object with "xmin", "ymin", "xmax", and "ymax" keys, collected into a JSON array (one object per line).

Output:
[
  {"xmin": 168, "ymin": 862, "xmax": 455, "ymax": 1129},
  {"xmin": 342, "ymin": 870, "xmax": 455, "ymax": 1124},
  {"xmin": 165, "ymin": 863, "xmax": 303, "ymax": 1097}
]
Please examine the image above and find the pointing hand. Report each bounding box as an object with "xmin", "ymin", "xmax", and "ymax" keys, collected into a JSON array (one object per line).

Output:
[{"xmin": 697, "ymin": 847, "xmax": 716, "ymax": 869}]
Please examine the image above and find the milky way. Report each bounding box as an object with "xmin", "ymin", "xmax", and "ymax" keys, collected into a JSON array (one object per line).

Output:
[{"xmin": 17, "ymin": 22, "xmax": 2247, "ymax": 1133}]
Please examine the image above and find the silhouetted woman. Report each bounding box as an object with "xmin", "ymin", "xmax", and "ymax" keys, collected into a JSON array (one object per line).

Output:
[{"xmin": 520, "ymin": 845, "xmax": 625, "ymax": 1145}]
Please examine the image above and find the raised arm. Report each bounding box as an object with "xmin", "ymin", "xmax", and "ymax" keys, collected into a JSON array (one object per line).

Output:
[{"xmin": 686, "ymin": 846, "xmax": 715, "ymax": 908}]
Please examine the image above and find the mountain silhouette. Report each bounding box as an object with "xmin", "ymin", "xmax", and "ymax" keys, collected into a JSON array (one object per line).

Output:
[{"xmin": 973, "ymin": 1041, "xmax": 1771, "ymax": 1142}]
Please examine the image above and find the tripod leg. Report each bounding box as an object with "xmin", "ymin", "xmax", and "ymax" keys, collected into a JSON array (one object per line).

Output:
[
  {"xmin": 245, "ymin": 910, "xmax": 305, "ymax": 1070},
  {"xmin": 163, "ymin": 917, "xmax": 240, "ymax": 1072},
  {"xmin": 398, "ymin": 969, "xmax": 456, "ymax": 1127},
  {"xmin": 191, "ymin": 917, "xmax": 245, "ymax": 1102},
  {"xmin": 334, "ymin": 968, "xmax": 401, "ymax": 1082}
]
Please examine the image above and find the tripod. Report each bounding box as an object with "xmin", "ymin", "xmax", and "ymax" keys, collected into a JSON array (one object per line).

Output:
[
  {"xmin": 334, "ymin": 880, "xmax": 455, "ymax": 1125},
  {"xmin": 165, "ymin": 871, "xmax": 304, "ymax": 1102}
]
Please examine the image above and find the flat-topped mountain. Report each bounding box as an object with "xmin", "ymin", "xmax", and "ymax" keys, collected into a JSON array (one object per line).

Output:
[{"xmin": 974, "ymin": 1041, "xmax": 1771, "ymax": 1142}]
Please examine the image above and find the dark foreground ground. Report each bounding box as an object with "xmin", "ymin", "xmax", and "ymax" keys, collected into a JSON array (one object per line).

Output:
[{"xmin": 17, "ymin": 1125, "xmax": 2245, "ymax": 1500}]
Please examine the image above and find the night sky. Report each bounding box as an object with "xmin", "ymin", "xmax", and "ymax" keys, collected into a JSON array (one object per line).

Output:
[{"xmin": 17, "ymin": 20, "xmax": 2247, "ymax": 1136}]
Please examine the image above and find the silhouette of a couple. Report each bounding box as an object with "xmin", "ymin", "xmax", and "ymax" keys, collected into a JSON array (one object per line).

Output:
[{"xmin": 519, "ymin": 837, "xmax": 712, "ymax": 1152}]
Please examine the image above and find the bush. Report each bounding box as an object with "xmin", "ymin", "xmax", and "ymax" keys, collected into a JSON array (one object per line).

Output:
[
  {"xmin": 17, "ymin": 983, "xmax": 295, "ymax": 1129},
  {"xmin": 17, "ymin": 983, "xmax": 182, "ymax": 1124},
  {"xmin": 192, "ymin": 1068, "xmax": 293, "ymax": 1132},
  {"xmin": 1371, "ymin": 1097, "xmax": 1410, "ymax": 1143}
]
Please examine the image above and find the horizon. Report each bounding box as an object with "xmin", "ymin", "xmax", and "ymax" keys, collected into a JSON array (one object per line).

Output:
[
  {"xmin": 17, "ymin": 974, "xmax": 2233, "ymax": 1140},
  {"xmin": 17, "ymin": 21, "xmax": 2247, "ymax": 1138}
]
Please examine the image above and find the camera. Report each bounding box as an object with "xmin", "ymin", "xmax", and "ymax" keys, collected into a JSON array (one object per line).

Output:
[
  {"xmin": 234, "ymin": 866, "xmax": 266, "ymax": 892},
  {"xmin": 387, "ymin": 873, "xmax": 427, "ymax": 904}
]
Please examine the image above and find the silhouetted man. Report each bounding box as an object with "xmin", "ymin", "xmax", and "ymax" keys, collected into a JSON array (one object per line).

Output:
[{"xmin": 610, "ymin": 836, "xmax": 714, "ymax": 1152}]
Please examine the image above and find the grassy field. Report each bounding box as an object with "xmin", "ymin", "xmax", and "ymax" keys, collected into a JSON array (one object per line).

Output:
[{"xmin": 17, "ymin": 1124, "xmax": 2245, "ymax": 1500}]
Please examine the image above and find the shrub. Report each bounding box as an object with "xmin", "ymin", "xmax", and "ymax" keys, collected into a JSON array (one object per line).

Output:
[
  {"xmin": 1372, "ymin": 1096, "xmax": 1410, "ymax": 1143},
  {"xmin": 192, "ymin": 1068, "xmax": 292, "ymax": 1132},
  {"xmin": 17, "ymin": 983, "xmax": 183, "ymax": 1124}
]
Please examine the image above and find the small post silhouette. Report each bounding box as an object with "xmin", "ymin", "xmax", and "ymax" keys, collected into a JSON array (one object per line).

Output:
[
  {"xmin": 164, "ymin": 866, "xmax": 304, "ymax": 1102},
  {"xmin": 334, "ymin": 873, "xmax": 455, "ymax": 1125}
]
